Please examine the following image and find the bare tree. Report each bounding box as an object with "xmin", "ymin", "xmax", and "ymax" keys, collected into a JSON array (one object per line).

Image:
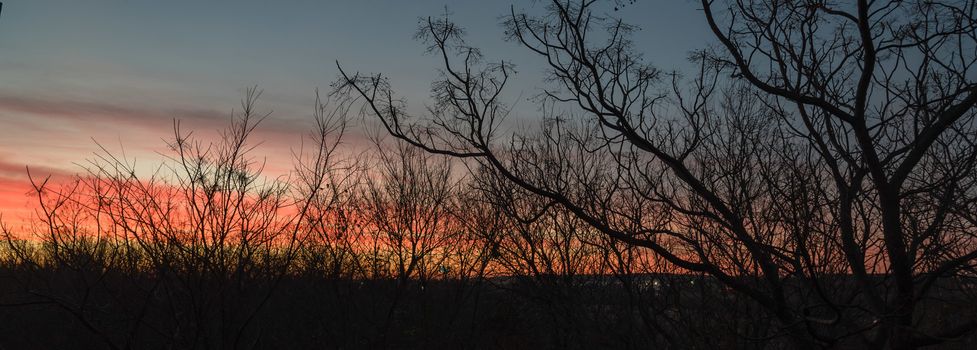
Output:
[
  {"xmin": 337, "ymin": 1, "xmax": 977, "ymax": 348},
  {"xmin": 0, "ymin": 87, "xmax": 352, "ymax": 349},
  {"xmin": 698, "ymin": 1, "xmax": 977, "ymax": 348}
]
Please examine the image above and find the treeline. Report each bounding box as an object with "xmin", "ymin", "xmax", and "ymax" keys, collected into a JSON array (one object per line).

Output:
[
  {"xmin": 330, "ymin": 0, "xmax": 977, "ymax": 348},
  {"xmin": 0, "ymin": 89, "xmax": 973, "ymax": 349},
  {"xmin": 0, "ymin": 90, "xmax": 757, "ymax": 349},
  {"xmin": 4, "ymin": 0, "xmax": 977, "ymax": 348}
]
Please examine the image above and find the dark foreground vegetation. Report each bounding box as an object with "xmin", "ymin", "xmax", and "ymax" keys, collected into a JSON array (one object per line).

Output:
[
  {"xmin": 4, "ymin": 260, "xmax": 975, "ymax": 349},
  {"xmin": 4, "ymin": 0, "xmax": 977, "ymax": 348}
]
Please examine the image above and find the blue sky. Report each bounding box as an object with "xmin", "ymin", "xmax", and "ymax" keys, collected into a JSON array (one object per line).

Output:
[
  {"xmin": 1, "ymin": 0, "xmax": 709, "ymax": 108},
  {"xmin": 0, "ymin": 0, "xmax": 712, "ymax": 219}
]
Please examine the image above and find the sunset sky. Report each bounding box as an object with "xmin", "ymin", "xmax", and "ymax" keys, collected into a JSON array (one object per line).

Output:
[{"xmin": 0, "ymin": 0, "xmax": 710, "ymax": 224}]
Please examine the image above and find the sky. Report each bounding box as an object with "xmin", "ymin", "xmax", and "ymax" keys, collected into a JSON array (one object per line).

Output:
[{"xmin": 0, "ymin": 0, "xmax": 712, "ymax": 225}]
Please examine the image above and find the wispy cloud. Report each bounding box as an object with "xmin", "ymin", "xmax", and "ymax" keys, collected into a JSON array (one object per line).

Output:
[
  {"xmin": 0, "ymin": 154, "xmax": 74, "ymax": 180},
  {"xmin": 0, "ymin": 92, "xmax": 330, "ymax": 142},
  {"xmin": 0, "ymin": 92, "xmax": 371, "ymax": 222},
  {"xmin": 0, "ymin": 93, "xmax": 229, "ymax": 128}
]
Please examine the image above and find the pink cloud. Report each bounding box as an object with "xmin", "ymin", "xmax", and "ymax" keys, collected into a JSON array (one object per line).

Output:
[
  {"xmin": 0, "ymin": 93, "xmax": 229, "ymax": 129},
  {"xmin": 0, "ymin": 93, "xmax": 373, "ymax": 220},
  {"xmin": 0, "ymin": 92, "xmax": 345, "ymax": 148}
]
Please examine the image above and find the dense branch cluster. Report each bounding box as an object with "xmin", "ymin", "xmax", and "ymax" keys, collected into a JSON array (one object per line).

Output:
[
  {"xmin": 1, "ymin": 1, "xmax": 976, "ymax": 349},
  {"xmin": 0, "ymin": 89, "xmax": 706, "ymax": 349},
  {"xmin": 335, "ymin": 1, "xmax": 977, "ymax": 348}
]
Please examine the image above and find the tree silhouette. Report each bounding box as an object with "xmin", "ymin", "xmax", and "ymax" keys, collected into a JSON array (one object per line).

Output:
[{"xmin": 337, "ymin": 0, "xmax": 977, "ymax": 348}]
